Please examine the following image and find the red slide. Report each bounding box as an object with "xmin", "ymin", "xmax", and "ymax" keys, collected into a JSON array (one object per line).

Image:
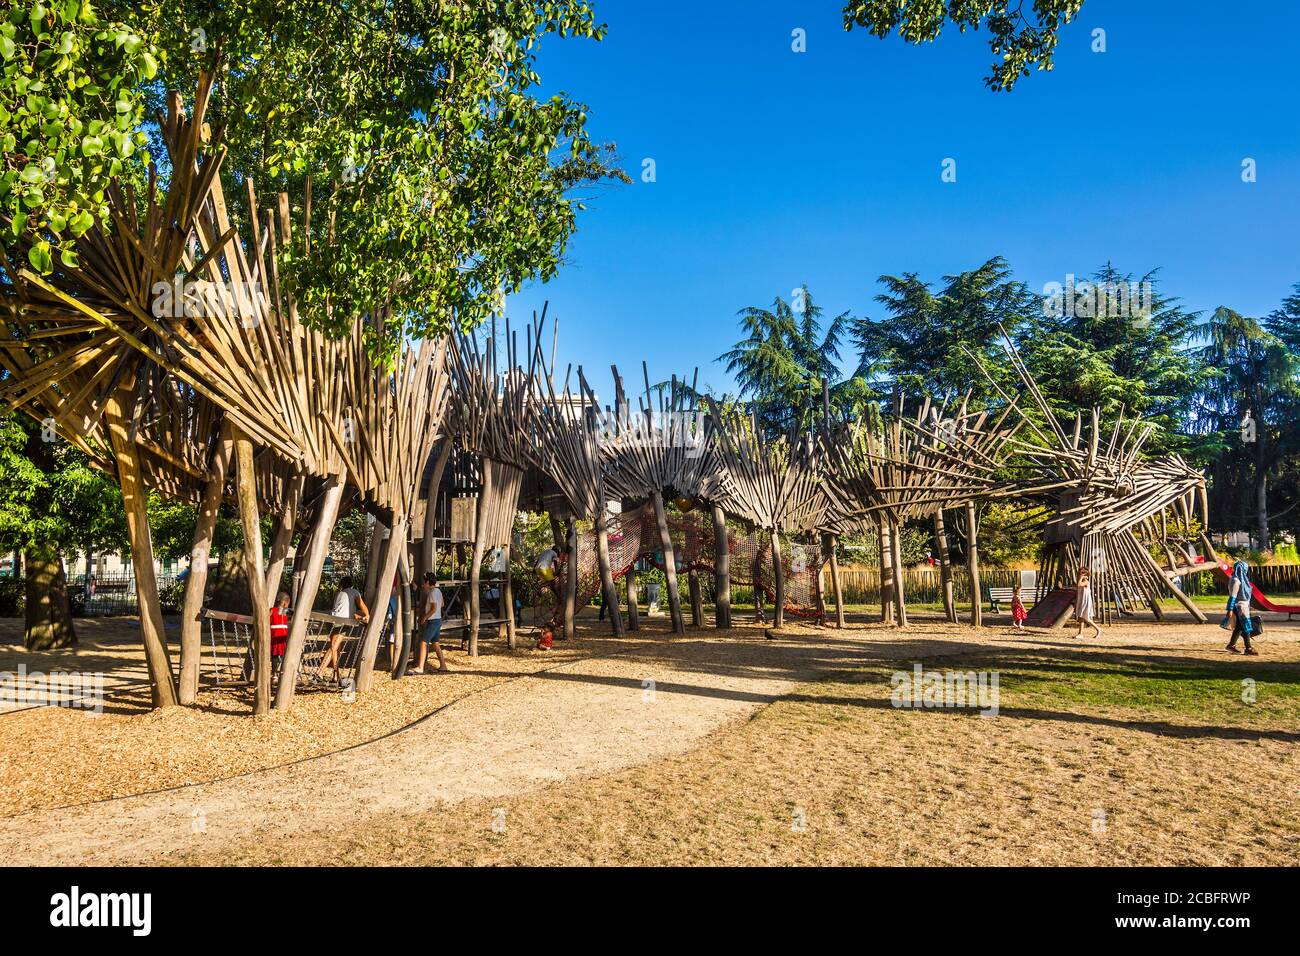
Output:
[{"xmin": 1212, "ymin": 561, "xmax": 1300, "ymax": 619}]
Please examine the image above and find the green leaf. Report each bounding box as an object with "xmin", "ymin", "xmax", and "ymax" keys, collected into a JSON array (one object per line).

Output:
[{"xmin": 28, "ymin": 241, "xmax": 53, "ymax": 274}]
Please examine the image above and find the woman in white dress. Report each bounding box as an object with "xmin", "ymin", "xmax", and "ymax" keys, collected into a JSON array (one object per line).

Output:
[{"xmin": 1073, "ymin": 567, "xmax": 1102, "ymax": 639}]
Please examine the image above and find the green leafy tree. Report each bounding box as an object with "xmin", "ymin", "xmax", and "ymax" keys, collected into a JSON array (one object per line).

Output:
[
  {"xmin": 842, "ymin": 0, "xmax": 1087, "ymax": 91},
  {"xmin": 0, "ymin": 414, "xmax": 128, "ymax": 647},
  {"xmin": 7, "ymin": 0, "xmax": 627, "ymax": 359},
  {"xmin": 718, "ymin": 285, "xmax": 867, "ymax": 434},
  {"xmin": 1190, "ymin": 306, "xmax": 1300, "ymax": 551},
  {"xmin": 1022, "ymin": 264, "xmax": 1207, "ymax": 457},
  {"xmin": 1, "ymin": 0, "xmax": 157, "ymax": 272},
  {"xmin": 852, "ymin": 256, "xmax": 1037, "ymax": 404}
]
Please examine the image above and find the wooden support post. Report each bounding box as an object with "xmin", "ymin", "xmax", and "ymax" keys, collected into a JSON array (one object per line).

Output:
[
  {"xmin": 965, "ymin": 502, "xmax": 982, "ymax": 627},
  {"xmin": 889, "ymin": 520, "xmax": 908, "ymax": 628},
  {"xmin": 1133, "ymin": 533, "xmax": 1207, "ymax": 623},
  {"xmin": 419, "ymin": 440, "xmax": 453, "ymax": 579},
  {"xmin": 934, "ymin": 510, "xmax": 957, "ymax": 623},
  {"xmin": 502, "ymin": 538, "xmax": 517, "ymax": 649},
  {"xmin": 563, "ymin": 517, "xmax": 578, "ymax": 640},
  {"xmin": 291, "ymin": 523, "xmax": 315, "ymax": 606},
  {"xmin": 178, "ymin": 426, "xmax": 232, "ymax": 705},
  {"xmin": 550, "ymin": 514, "xmax": 566, "ymax": 551},
  {"xmin": 712, "ymin": 504, "xmax": 731, "ymax": 628},
  {"xmin": 275, "ymin": 476, "xmax": 344, "ymax": 710},
  {"xmin": 264, "ymin": 470, "xmax": 304, "ymax": 599},
  {"xmin": 595, "ymin": 509, "xmax": 625, "ymax": 637},
  {"xmin": 363, "ymin": 516, "xmax": 385, "ymax": 607},
  {"xmin": 392, "ymin": 550, "xmax": 413, "ymax": 677},
  {"xmin": 769, "ymin": 528, "xmax": 786, "ymax": 629},
  {"xmin": 468, "ymin": 462, "xmax": 492, "ymax": 657},
  {"xmin": 651, "ymin": 491, "xmax": 685, "ymax": 634},
  {"xmin": 880, "ymin": 522, "xmax": 895, "ymax": 625},
  {"xmin": 825, "ymin": 532, "xmax": 845, "ymax": 628},
  {"xmin": 105, "ymin": 391, "xmax": 178, "ymax": 708},
  {"xmin": 625, "ymin": 565, "xmax": 640, "ymax": 631},
  {"xmin": 688, "ymin": 567, "xmax": 703, "ymax": 627},
  {"xmin": 232, "ymin": 428, "xmax": 272, "ymax": 715},
  {"xmin": 355, "ymin": 514, "xmax": 406, "ymax": 690}
]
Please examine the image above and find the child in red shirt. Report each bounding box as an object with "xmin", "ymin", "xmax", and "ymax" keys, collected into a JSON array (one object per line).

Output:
[{"xmin": 270, "ymin": 591, "xmax": 290, "ymax": 671}]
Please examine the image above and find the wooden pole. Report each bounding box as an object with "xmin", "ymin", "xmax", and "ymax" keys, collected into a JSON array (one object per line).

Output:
[
  {"xmin": 468, "ymin": 461, "xmax": 492, "ymax": 657},
  {"xmin": 688, "ymin": 567, "xmax": 703, "ymax": 627},
  {"xmin": 275, "ymin": 475, "xmax": 344, "ymax": 710},
  {"xmin": 105, "ymin": 390, "xmax": 178, "ymax": 708},
  {"xmin": 392, "ymin": 549, "xmax": 413, "ymax": 677},
  {"xmin": 355, "ymin": 513, "xmax": 406, "ymax": 690},
  {"xmin": 934, "ymin": 509, "xmax": 957, "ymax": 623},
  {"xmin": 1132, "ymin": 533, "xmax": 1208, "ymax": 623},
  {"xmin": 419, "ymin": 440, "xmax": 453, "ymax": 579},
  {"xmin": 889, "ymin": 520, "xmax": 908, "ymax": 628},
  {"xmin": 712, "ymin": 504, "xmax": 731, "ymax": 628},
  {"xmin": 232, "ymin": 427, "xmax": 272, "ymax": 715},
  {"xmin": 595, "ymin": 508, "xmax": 626, "ymax": 637},
  {"xmin": 879, "ymin": 522, "xmax": 895, "ymax": 625},
  {"xmin": 625, "ymin": 565, "xmax": 640, "ymax": 631},
  {"xmin": 563, "ymin": 516, "xmax": 578, "ymax": 640},
  {"xmin": 965, "ymin": 502, "xmax": 983, "ymax": 627},
  {"xmin": 363, "ymin": 516, "xmax": 385, "ymax": 607},
  {"xmin": 178, "ymin": 425, "xmax": 232, "ymax": 705},
  {"xmin": 502, "ymin": 538, "xmax": 517, "ymax": 649},
  {"xmin": 651, "ymin": 491, "xmax": 685, "ymax": 634},
  {"xmin": 769, "ymin": 528, "xmax": 786, "ymax": 628},
  {"xmin": 825, "ymin": 532, "xmax": 845, "ymax": 628},
  {"xmin": 263, "ymin": 470, "xmax": 304, "ymax": 598}
]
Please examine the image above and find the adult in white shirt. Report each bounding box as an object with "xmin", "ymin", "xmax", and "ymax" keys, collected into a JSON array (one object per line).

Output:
[
  {"xmin": 411, "ymin": 571, "xmax": 450, "ymax": 674},
  {"xmin": 318, "ymin": 575, "xmax": 369, "ymax": 683}
]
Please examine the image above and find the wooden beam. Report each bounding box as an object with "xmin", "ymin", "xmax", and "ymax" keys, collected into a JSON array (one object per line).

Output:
[
  {"xmin": 934, "ymin": 509, "xmax": 957, "ymax": 623},
  {"xmin": 355, "ymin": 513, "xmax": 406, "ymax": 689},
  {"xmin": 595, "ymin": 508, "xmax": 626, "ymax": 637},
  {"xmin": 232, "ymin": 426, "xmax": 272, "ymax": 715},
  {"xmin": 769, "ymin": 528, "xmax": 786, "ymax": 628},
  {"xmin": 825, "ymin": 532, "xmax": 845, "ymax": 628},
  {"xmin": 178, "ymin": 424, "xmax": 232, "ymax": 704},
  {"xmin": 563, "ymin": 516, "xmax": 578, "ymax": 640},
  {"xmin": 712, "ymin": 504, "xmax": 731, "ymax": 628},
  {"xmin": 105, "ymin": 389, "xmax": 178, "ymax": 708},
  {"xmin": 652, "ymin": 491, "xmax": 685, "ymax": 634},
  {"xmin": 965, "ymin": 502, "xmax": 982, "ymax": 627},
  {"xmin": 274, "ymin": 475, "xmax": 344, "ymax": 710}
]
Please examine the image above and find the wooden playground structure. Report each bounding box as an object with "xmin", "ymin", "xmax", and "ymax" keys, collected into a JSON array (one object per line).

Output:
[{"xmin": 0, "ymin": 77, "xmax": 1233, "ymax": 716}]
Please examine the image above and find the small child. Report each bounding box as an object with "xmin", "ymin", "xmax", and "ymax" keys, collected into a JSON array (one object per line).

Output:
[
  {"xmin": 1011, "ymin": 584, "xmax": 1028, "ymax": 629},
  {"xmin": 270, "ymin": 591, "xmax": 290, "ymax": 674}
]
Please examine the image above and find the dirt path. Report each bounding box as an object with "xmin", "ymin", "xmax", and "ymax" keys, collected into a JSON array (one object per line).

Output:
[{"xmin": 0, "ymin": 627, "xmax": 916, "ymax": 865}]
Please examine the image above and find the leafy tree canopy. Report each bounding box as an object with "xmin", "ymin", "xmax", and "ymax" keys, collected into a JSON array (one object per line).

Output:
[
  {"xmin": 5, "ymin": 0, "xmax": 626, "ymax": 360},
  {"xmin": 842, "ymin": 0, "xmax": 1086, "ymax": 91}
]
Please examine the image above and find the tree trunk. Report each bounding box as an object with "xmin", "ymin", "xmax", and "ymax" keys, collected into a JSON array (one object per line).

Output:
[
  {"xmin": 965, "ymin": 502, "xmax": 982, "ymax": 628},
  {"xmin": 651, "ymin": 491, "xmax": 684, "ymax": 634},
  {"xmin": 934, "ymin": 510, "xmax": 957, "ymax": 623},
  {"xmin": 1256, "ymin": 471, "xmax": 1270, "ymax": 552},
  {"xmin": 712, "ymin": 504, "xmax": 731, "ymax": 628},
  {"xmin": 23, "ymin": 546, "xmax": 77, "ymax": 650},
  {"xmin": 769, "ymin": 528, "xmax": 785, "ymax": 628}
]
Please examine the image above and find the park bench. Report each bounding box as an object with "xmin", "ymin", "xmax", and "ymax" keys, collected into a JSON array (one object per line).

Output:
[{"xmin": 985, "ymin": 586, "xmax": 1033, "ymax": 613}]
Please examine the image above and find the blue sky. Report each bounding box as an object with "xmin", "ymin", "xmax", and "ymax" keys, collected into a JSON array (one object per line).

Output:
[{"xmin": 507, "ymin": 0, "xmax": 1300, "ymax": 401}]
